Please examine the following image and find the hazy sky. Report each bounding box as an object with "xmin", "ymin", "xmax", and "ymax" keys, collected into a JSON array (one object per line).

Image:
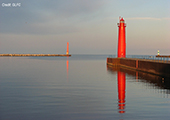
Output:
[{"xmin": 0, "ymin": 0, "xmax": 170, "ymax": 55}]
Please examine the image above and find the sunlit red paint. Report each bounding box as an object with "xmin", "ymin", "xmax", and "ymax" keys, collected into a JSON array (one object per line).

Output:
[
  {"xmin": 117, "ymin": 17, "xmax": 126, "ymax": 58},
  {"xmin": 66, "ymin": 42, "xmax": 69, "ymax": 55}
]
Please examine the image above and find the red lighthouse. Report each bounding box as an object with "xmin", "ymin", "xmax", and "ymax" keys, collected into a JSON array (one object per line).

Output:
[
  {"xmin": 117, "ymin": 17, "xmax": 126, "ymax": 58},
  {"xmin": 66, "ymin": 42, "xmax": 69, "ymax": 55}
]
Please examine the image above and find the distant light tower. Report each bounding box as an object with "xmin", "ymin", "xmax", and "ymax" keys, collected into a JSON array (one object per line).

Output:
[
  {"xmin": 117, "ymin": 17, "xmax": 126, "ymax": 58},
  {"xmin": 66, "ymin": 42, "xmax": 69, "ymax": 55},
  {"xmin": 157, "ymin": 50, "xmax": 160, "ymax": 56}
]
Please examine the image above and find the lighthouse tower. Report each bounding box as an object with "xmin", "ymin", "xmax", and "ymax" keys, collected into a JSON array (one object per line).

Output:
[
  {"xmin": 66, "ymin": 42, "xmax": 69, "ymax": 55},
  {"xmin": 117, "ymin": 17, "xmax": 126, "ymax": 58}
]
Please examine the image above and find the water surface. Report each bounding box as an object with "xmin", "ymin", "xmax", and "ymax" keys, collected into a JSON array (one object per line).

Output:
[{"xmin": 0, "ymin": 55, "xmax": 170, "ymax": 120}]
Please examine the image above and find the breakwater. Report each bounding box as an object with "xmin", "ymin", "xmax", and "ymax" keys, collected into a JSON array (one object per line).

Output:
[
  {"xmin": 0, "ymin": 54, "xmax": 71, "ymax": 57},
  {"xmin": 107, "ymin": 58, "xmax": 170, "ymax": 77}
]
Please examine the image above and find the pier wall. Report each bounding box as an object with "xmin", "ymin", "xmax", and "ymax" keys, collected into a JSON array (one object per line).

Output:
[{"xmin": 107, "ymin": 58, "xmax": 170, "ymax": 77}]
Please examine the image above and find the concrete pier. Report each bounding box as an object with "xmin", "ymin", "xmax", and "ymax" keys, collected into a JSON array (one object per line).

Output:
[
  {"xmin": 107, "ymin": 58, "xmax": 170, "ymax": 77},
  {"xmin": 0, "ymin": 54, "xmax": 71, "ymax": 57}
]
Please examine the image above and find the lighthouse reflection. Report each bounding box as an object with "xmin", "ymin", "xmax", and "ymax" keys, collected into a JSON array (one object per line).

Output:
[
  {"xmin": 107, "ymin": 65, "xmax": 170, "ymax": 113},
  {"xmin": 66, "ymin": 57, "xmax": 69, "ymax": 81},
  {"xmin": 107, "ymin": 65, "xmax": 127, "ymax": 113},
  {"xmin": 117, "ymin": 71, "xmax": 126, "ymax": 113}
]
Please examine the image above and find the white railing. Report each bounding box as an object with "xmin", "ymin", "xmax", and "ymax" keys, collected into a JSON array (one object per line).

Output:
[{"xmin": 108, "ymin": 55, "xmax": 170, "ymax": 63}]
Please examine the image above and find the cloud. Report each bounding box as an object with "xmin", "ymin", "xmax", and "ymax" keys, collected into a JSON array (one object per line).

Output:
[
  {"xmin": 103, "ymin": 17, "xmax": 170, "ymax": 23},
  {"xmin": 0, "ymin": 0, "xmax": 109, "ymax": 34},
  {"xmin": 162, "ymin": 18, "xmax": 170, "ymax": 20},
  {"xmin": 26, "ymin": 22, "xmax": 81, "ymax": 35},
  {"xmin": 126, "ymin": 17, "xmax": 170, "ymax": 20},
  {"xmin": 39, "ymin": 0, "xmax": 108, "ymax": 16}
]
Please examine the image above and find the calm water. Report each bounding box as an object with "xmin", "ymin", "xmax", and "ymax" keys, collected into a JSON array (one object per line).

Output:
[{"xmin": 0, "ymin": 55, "xmax": 170, "ymax": 120}]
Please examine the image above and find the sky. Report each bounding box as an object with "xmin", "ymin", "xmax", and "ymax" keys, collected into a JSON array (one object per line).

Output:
[{"xmin": 0, "ymin": 0, "xmax": 170, "ymax": 55}]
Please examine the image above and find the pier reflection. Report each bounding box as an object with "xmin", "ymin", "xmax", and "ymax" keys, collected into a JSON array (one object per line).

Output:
[
  {"xmin": 107, "ymin": 65, "xmax": 170, "ymax": 92},
  {"xmin": 107, "ymin": 65, "xmax": 170, "ymax": 114}
]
